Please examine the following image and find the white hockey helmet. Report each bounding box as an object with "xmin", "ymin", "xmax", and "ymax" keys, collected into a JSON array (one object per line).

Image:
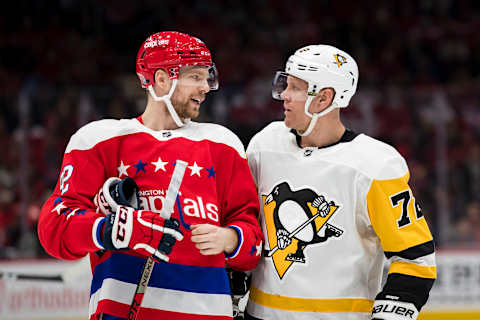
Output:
[{"xmin": 272, "ymin": 44, "xmax": 359, "ymax": 136}]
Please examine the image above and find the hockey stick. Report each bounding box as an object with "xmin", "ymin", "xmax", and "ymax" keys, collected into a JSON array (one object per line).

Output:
[
  {"xmin": 127, "ymin": 160, "xmax": 188, "ymax": 320},
  {"xmin": 267, "ymin": 201, "xmax": 336, "ymax": 257},
  {"xmin": 176, "ymin": 195, "xmax": 191, "ymax": 230}
]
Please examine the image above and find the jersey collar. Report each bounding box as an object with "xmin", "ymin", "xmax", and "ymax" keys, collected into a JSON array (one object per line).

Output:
[{"xmin": 290, "ymin": 128, "xmax": 359, "ymax": 149}]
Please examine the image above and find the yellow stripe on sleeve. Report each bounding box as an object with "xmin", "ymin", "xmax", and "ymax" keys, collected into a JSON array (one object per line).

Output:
[{"xmin": 389, "ymin": 261, "xmax": 437, "ymax": 279}]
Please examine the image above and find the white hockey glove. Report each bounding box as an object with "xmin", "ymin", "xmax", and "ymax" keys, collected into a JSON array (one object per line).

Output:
[
  {"xmin": 276, "ymin": 229, "xmax": 291, "ymax": 249},
  {"xmin": 312, "ymin": 195, "xmax": 329, "ymax": 217},
  {"xmin": 371, "ymin": 299, "xmax": 419, "ymax": 320},
  {"xmin": 94, "ymin": 177, "xmax": 139, "ymax": 214}
]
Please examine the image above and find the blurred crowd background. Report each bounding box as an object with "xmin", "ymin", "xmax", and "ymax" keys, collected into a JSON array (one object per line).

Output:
[{"xmin": 0, "ymin": 0, "xmax": 479, "ymax": 258}]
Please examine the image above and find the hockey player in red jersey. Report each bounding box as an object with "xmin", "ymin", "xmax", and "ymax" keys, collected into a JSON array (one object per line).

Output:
[
  {"xmin": 245, "ymin": 45, "xmax": 436, "ymax": 320},
  {"xmin": 38, "ymin": 31, "xmax": 263, "ymax": 320}
]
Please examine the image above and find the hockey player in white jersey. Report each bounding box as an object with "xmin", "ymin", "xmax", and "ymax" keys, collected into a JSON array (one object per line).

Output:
[{"xmin": 244, "ymin": 45, "xmax": 436, "ymax": 320}]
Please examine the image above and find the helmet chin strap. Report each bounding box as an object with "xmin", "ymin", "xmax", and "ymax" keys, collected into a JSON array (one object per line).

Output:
[
  {"xmin": 297, "ymin": 96, "xmax": 338, "ymax": 137},
  {"xmin": 147, "ymin": 80, "xmax": 190, "ymax": 128}
]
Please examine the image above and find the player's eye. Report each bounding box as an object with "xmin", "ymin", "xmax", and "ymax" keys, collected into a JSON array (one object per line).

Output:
[{"xmin": 286, "ymin": 82, "xmax": 296, "ymax": 90}]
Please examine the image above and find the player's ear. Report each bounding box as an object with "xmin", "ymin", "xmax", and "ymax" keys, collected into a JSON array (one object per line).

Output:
[
  {"xmin": 310, "ymin": 88, "xmax": 335, "ymax": 113},
  {"xmin": 154, "ymin": 68, "xmax": 171, "ymax": 95}
]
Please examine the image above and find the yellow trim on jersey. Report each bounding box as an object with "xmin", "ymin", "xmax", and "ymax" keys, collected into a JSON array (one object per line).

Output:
[
  {"xmin": 250, "ymin": 285, "xmax": 374, "ymax": 313},
  {"xmin": 367, "ymin": 172, "xmax": 433, "ymax": 252},
  {"xmin": 389, "ymin": 261, "xmax": 437, "ymax": 279}
]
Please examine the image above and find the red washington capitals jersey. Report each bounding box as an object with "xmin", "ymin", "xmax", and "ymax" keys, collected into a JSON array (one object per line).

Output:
[{"xmin": 38, "ymin": 118, "xmax": 263, "ymax": 320}]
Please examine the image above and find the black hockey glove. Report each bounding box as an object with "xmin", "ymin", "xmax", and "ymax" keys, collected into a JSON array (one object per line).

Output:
[{"xmin": 228, "ymin": 268, "xmax": 251, "ymax": 320}]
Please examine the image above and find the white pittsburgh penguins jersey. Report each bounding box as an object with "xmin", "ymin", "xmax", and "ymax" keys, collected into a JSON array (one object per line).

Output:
[{"xmin": 245, "ymin": 122, "xmax": 436, "ymax": 320}]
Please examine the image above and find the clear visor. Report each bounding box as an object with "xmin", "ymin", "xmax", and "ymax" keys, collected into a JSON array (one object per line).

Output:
[
  {"xmin": 207, "ymin": 64, "xmax": 219, "ymax": 90},
  {"xmin": 178, "ymin": 64, "xmax": 219, "ymax": 91},
  {"xmin": 272, "ymin": 71, "xmax": 288, "ymax": 100}
]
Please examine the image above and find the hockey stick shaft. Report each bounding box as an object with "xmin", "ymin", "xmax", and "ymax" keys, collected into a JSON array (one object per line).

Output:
[{"xmin": 127, "ymin": 160, "xmax": 188, "ymax": 320}]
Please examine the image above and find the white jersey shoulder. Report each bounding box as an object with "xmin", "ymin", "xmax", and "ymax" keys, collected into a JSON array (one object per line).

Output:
[
  {"xmin": 66, "ymin": 118, "xmax": 136, "ymax": 153},
  {"xmin": 248, "ymin": 121, "xmax": 408, "ymax": 180},
  {"xmin": 66, "ymin": 119, "xmax": 246, "ymax": 158},
  {"xmin": 182, "ymin": 122, "xmax": 246, "ymax": 158},
  {"xmin": 342, "ymin": 134, "xmax": 409, "ymax": 180},
  {"xmin": 247, "ymin": 121, "xmax": 291, "ymax": 154}
]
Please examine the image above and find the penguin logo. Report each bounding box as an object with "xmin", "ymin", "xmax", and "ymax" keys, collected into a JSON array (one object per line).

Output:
[
  {"xmin": 304, "ymin": 148, "xmax": 314, "ymax": 157},
  {"xmin": 263, "ymin": 182, "xmax": 343, "ymax": 279},
  {"xmin": 333, "ymin": 54, "xmax": 347, "ymax": 68}
]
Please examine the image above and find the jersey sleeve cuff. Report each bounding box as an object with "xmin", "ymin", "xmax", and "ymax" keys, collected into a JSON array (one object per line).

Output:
[
  {"xmin": 225, "ymin": 225, "xmax": 243, "ymax": 259},
  {"xmin": 92, "ymin": 217, "xmax": 106, "ymax": 250}
]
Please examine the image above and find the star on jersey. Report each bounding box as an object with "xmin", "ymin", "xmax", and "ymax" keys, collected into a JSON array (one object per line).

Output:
[
  {"xmin": 54, "ymin": 196, "xmax": 62, "ymax": 206},
  {"xmin": 248, "ymin": 243, "xmax": 262, "ymax": 256},
  {"xmin": 256, "ymin": 243, "xmax": 262, "ymax": 256},
  {"xmin": 52, "ymin": 202, "xmax": 67, "ymax": 215},
  {"xmin": 66, "ymin": 208, "xmax": 78, "ymax": 220},
  {"xmin": 133, "ymin": 160, "xmax": 148, "ymax": 174},
  {"xmin": 117, "ymin": 161, "xmax": 130, "ymax": 177},
  {"xmin": 188, "ymin": 162, "xmax": 203, "ymax": 177},
  {"xmin": 206, "ymin": 165, "xmax": 216, "ymax": 178},
  {"xmin": 152, "ymin": 157, "xmax": 168, "ymax": 172},
  {"xmin": 66, "ymin": 208, "xmax": 86, "ymax": 220},
  {"xmin": 120, "ymin": 157, "xmax": 215, "ymax": 178}
]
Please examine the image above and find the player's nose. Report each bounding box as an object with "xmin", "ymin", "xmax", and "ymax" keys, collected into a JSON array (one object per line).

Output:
[{"xmin": 199, "ymin": 80, "xmax": 210, "ymax": 94}]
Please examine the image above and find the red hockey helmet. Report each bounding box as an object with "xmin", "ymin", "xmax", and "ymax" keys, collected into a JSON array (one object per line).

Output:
[{"xmin": 136, "ymin": 31, "xmax": 218, "ymax": 90}]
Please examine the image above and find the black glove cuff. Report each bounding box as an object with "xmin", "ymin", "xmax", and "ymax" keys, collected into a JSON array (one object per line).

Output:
[
  {"xmin": 110, "ymin": 177, "xmax": 140, "ymax": 209},
  {"xmin": 102, "ymin": 212, "xmax": 129, "ymax": 251},
  {"xmin": 158, "ymin": 234, "xmax": 176, "ymax": 254},
  {"xmin": 157, "ymin": 218, "xmax": 182, "ymax": 255}
]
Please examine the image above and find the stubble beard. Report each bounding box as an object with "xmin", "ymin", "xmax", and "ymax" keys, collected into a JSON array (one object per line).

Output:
[{"xmin": 172, "ymin": 97, "xmax": 199, "ymax": 120}]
